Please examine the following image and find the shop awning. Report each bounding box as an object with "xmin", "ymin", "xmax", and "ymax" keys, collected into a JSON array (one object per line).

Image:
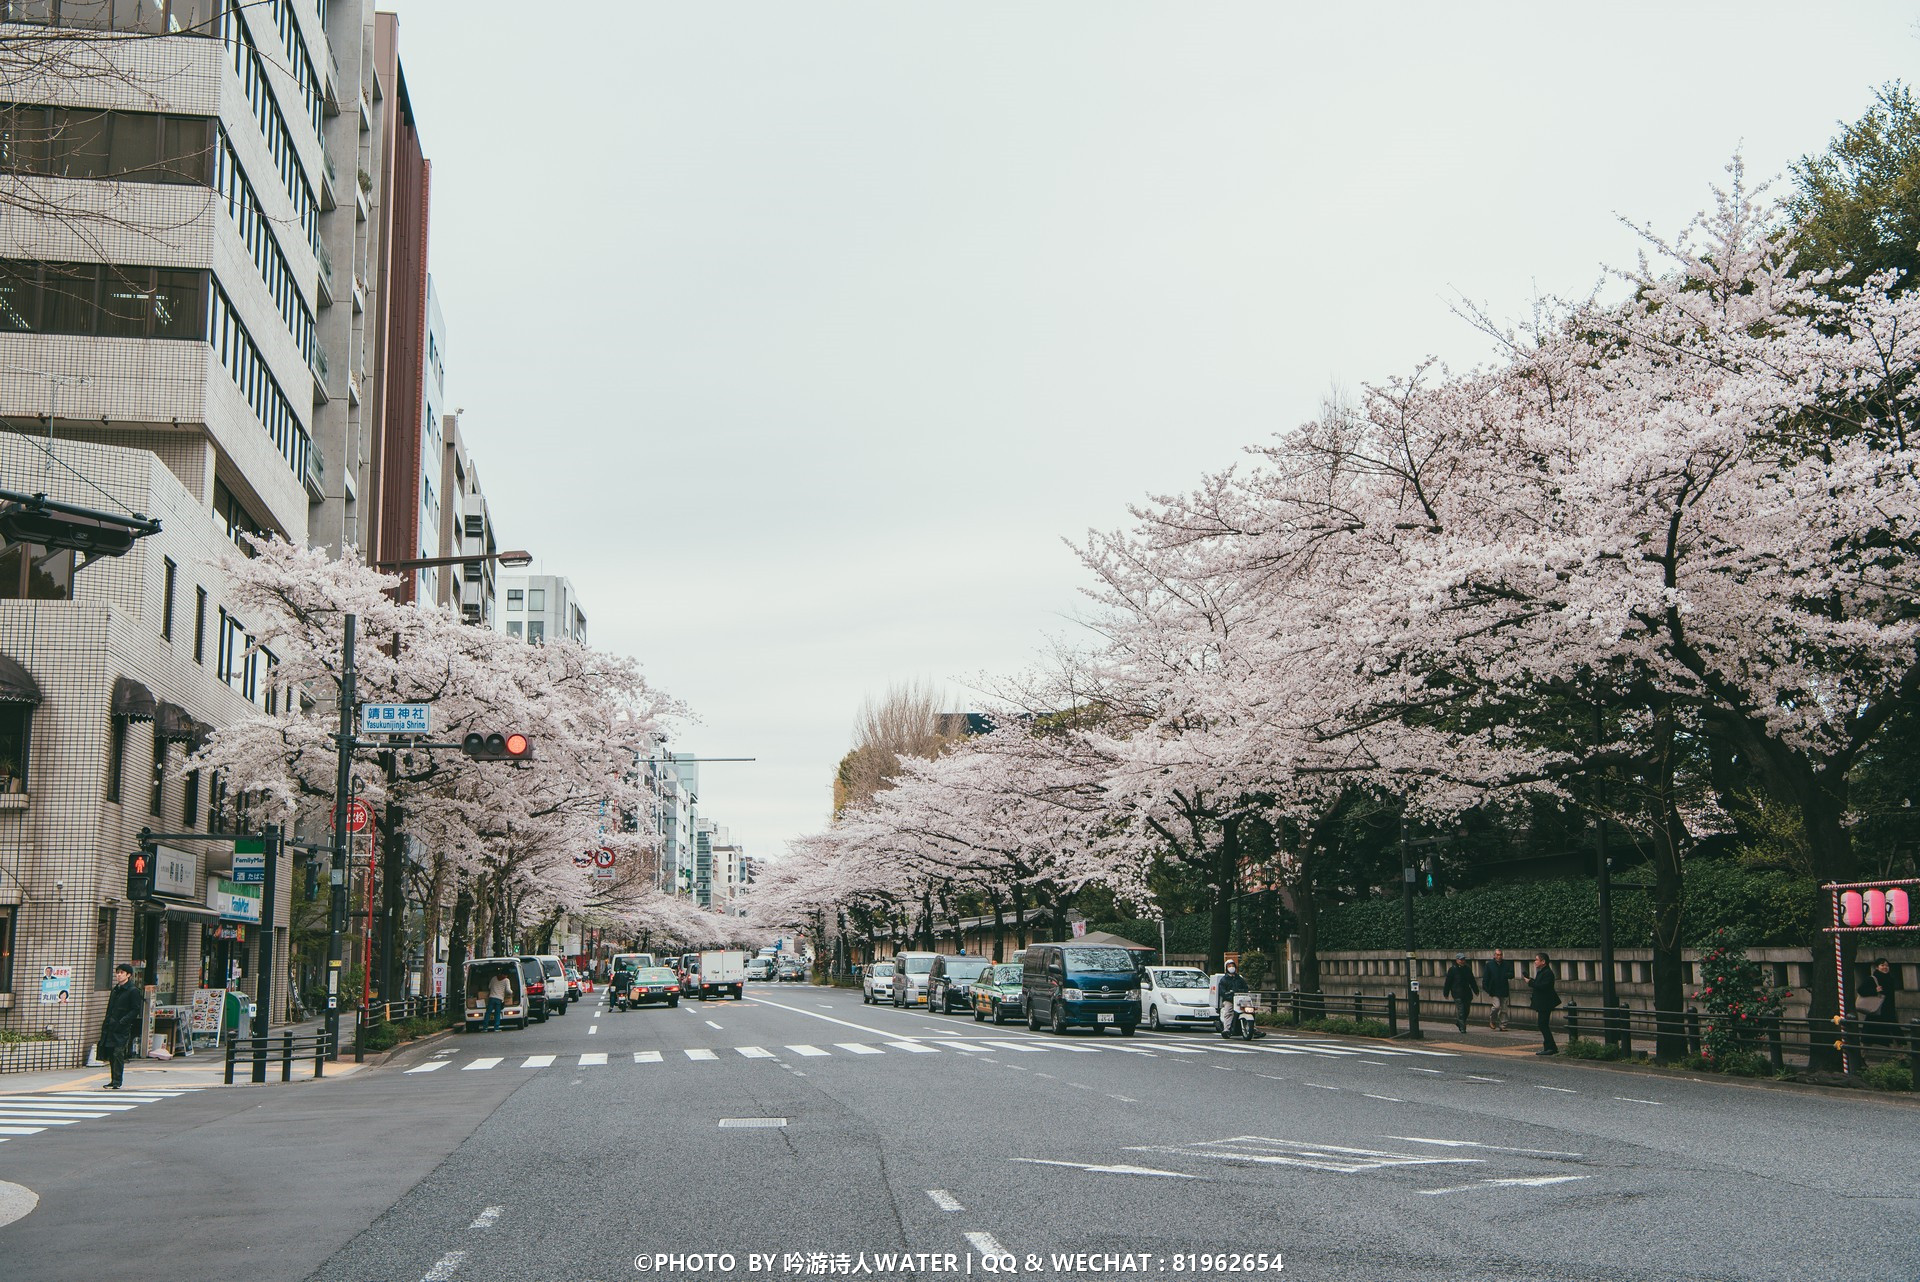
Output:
[
  {"xmin": 155, "ymin": 702, "xmax": 194, "ymax": 741},
  {"xmin": 111, "ymin": 676, "xmax": 157, "ymax": 722},
  {"xmin": 145, "ymin": 899, "xmax": 225, "ymax": 924},
  {"xmin": 0, "ymin": 652, "xmax": 41, "ymax": 706}
]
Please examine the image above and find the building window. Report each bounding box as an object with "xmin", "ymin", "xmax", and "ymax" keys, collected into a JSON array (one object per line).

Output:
[
  {"xmin": 506, "ymin": 621, "xmax": 522, "ymax": 639},
  {"xmin": 506, "ymin": 588, "xmax": 522, "ymax": 610},
  {"xmin": 94, "ymin": 906, "xmax": 116, "ymax": 989},
  {"xmin": 526, "ymin": 588, "xmax": 545, "ymax": 612},
  {"xmin": 526, "ymin": 621, "xmax": 544, "ymax": 644},
  {"xmin": 0, "ymin": 704, "xmax": 28, "ymax": 791},
  {"xmin": 105, "ymin": 714, "xmax": 126, "ymax": 803},
  {"xmin": 0, "ymin": 258, "xmax": 205, "ymax": 340},
  {"xmin": 464, "ymin": 515, "xmax": 483, "ymax": 539},
  {"xmin": 0, "ymin": 102, "xmax": 214, "ymax": 184},
  {"xmin": 0, "ymin": 904, "xmax": 13, "ymax": 993},
  {"xmin": 182, "ymin": 766, "xmax": 199, "ymax": 828},
  {"xmin": 161, "ymin": 556, "xmax": 176, "ymax": 639},
  {"xmin": 194, "ymin": 586, "xmax": 207, "ymax": 663},
  {"xmin": 150, "ymin": 724, "xmax": 166, "ymax": 816},
  {"xmin": 0, "ymin": 540, "xmax": 74, "ymax": 600}
]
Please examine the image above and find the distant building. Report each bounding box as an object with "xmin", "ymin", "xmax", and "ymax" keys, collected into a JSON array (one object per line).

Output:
[
  {"xmin": 433, "ymin": 412, "xmax": 497, "ymax": 627},
  {"xmin": 496, "ymin": 572, "xmax": 585, "ymax": 645}
]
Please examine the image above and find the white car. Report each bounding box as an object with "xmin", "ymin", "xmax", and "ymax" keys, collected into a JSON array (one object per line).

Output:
[
  {"xmin": 862, "ymin": 961, "xmax": 896, "ymax": 1005},
  {"xmin": 1139, "ymin": 966, "xmax": 1216, "ymax": 1030}
]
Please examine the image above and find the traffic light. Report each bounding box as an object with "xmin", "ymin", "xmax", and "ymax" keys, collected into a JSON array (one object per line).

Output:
[
  {"xmin": 127, "ymin": 846, "xmax": 155, "ymax": 901},
  {"xmin": 462, "ymin": 731, "xmax": 533, "ymax": 762},
  {"xmin": 1422, "ymin": 854, "xmax": 1441, "ymax": 894}
]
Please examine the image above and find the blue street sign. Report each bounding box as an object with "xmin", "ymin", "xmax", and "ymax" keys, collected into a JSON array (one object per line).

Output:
[{"xmin": 360, "ymin": 703, "xmax": 431, "ymax": 736}]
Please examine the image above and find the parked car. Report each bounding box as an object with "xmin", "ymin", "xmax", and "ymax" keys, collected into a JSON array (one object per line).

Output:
[
  {"xmin": 776, "ymin": 958, "xmax": 806, "ymax": 983},
  {"xmin": 615, "ymin": 965, "xmax": 681, "ymax": 1010},
  {"xmin": 514, "ymin": 955, "xmax": 557, "ymax": 1021},
  {"xmin": 926, "ymin": 955, "xmax": 993, "ymax": 1013},
  {"xmin": 746, "ymin": 958, "xmax": 774, "ymax": 981},
  {"xmin": 862, "ymin": 961, "xmax": 896, "ymax": 1005},
  {"xmin": 1022, "ymin": 943, "xmax": 1140, "ymax": 1035},
  {"xmin": 463, "ymin": 956, "xmax": 537, "ymax": 1031},
  {"xmin": 1138, "ymin": 966, "xmax": 1214, "ymax": 1030},
  {"xmin": 533, "ymin": 954, "xmax": 570, "ymax": 1016},
  {"xmin": 564, "ymin": 967, "xmax": 583, "ymax": 1003},
  {"xmin": 889, "ymin": 951, "xmax": 940, "ymax": 1006},
  {"xmin": 970, "ymin": 963, "xmax": 1025, "ymax": 1024}
]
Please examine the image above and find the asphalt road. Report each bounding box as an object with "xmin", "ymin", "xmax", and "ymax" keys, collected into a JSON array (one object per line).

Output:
[{"xmin": 1, "ymin": 982, "xmax": 1915, "ymax": 1282}]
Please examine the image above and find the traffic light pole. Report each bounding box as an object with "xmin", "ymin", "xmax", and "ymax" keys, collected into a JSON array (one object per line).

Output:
[
  {"xmin": 251, "ymin": 823, "xmax": 280, "ymax": 1082},
  {"xmin": 326, "ymin": 614, "xmax": 356, "ymax": 1059},
  {"xmin": 1399, "ymin": 816, "xmax": 1422, "ymax": 1039}
]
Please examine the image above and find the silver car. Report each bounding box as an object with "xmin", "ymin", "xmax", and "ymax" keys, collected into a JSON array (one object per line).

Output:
[{"xmin": 862, "ymin": 961, "xmax": 896, "ymax": 1005}]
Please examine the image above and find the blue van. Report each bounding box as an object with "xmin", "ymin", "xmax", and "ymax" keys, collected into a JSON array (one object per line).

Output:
[{"xmin": 1022, "ymin": 943, "xmax": 1141, "ymax": 1035}]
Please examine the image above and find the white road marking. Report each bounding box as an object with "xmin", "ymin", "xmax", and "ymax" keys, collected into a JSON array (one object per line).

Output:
[
  {"xmin": 718, "ymin": 1117, "xmax": 787, "ymax": 1128},
  {"xmin": 884, "ymin": 1041, "xmax": 937, "ymax": 1054},
  {"xmin": 404, "ymin": 1062, "xmax": 448, "ymax": 1074},
  {"xmin": 521, "ymin": 1055, "xmax": 555, "ymax": 1068},
  {"xmin": 736, "ymin": 1047, "xmax": 776, "ymax": 1059},
  {"xmin": 1391, "ymin": 1137, "xmax": 1583, "ymax": 1158},
  {"xmin": 1419, "ymin": 1175, "xmax": 1591, "ymax": 1196},
  {"xmin": 1464, "ymin": 1075, "xmax": 1504, "ymax": 1083},
  {"xmin": 1533, "ymin": 1085, "xmax": 1577, "ymax": 1094},
  {"xmin": 0, "ymin": 1180, "xmax": 37, "ymax": 1228},
  {"xmin": 1132, "ymin": 1136, "xmax": 1481, "ymax": 1174},
  {"xmin": 1012, "ymin": 1158, "xmax": 1196, "ymax": 1179},
  {"xmin": 983, "ymin": 1040, "xmax": 1046, "ymax": 1053},
  {"xmin": 786, "ymin": 1044, "xmax": 830, "ymax": 1057},
  {"xmin": 705, "ymin": 1021, "xmax": 723, "ymax": 1030},
  {"xmin": 835, "ymin": 1043, "xmax": 883, "ymax": 1055},
  {"xmin": 1106, "ymin": 1094, "xmax": 1138, "ymax": 1103},
  {"xmin": 588, "ymin": 1026, "xmax": 598, "ymax": 1035},
  {"xmin": 634, "ymin": 1051, "xmax": 662, "ymax": 1063},
  {"xmin": 932, "ymin": 1040, "xmax": 986, "ymax": 1053},
  {"xmin": 1068, "ymin": 1082, "xmax": 1094, "ymax": 1090},
  {"xmin": 685, "ymin": 1048, "xmax": 719, "ymax": 1061},
  {"xmin": 418, "ymin": 1250, "xmax": 466, "ymax": 1282},
  {"xmin": 966, "ymin": 1232, "xmax": 1014, "ymax": 1258},
  {"xmin": 469, "ymin": 1206, "xmax": 504, "ymax": 1229},
  {"xmin": 1615, "ymin": 1097, "xmax": 1666, "ymax": 1105},
  {"xmin": 0, "ymin": 1126, "xmax": 48, "ymax": 1136},
  {"xmin": 0, "ymin": 1101, "xmax": 133, "ymax": 1112},
  {"xmin": 463, "ymin": 1057, "xmax": 502, "ymax": 1071},
  {"xmin": 578, "ymin": 1053, "xmax": 607, "ymax": 1066},
  {"xmin": 927, "ymin": 1189, "xmax": 964, "ymax": 1212},
  {"xmin": 1407, "ymin": 1067, "xmax": 1445, "ymax": 1074},
  {"xmin": 1362, "ymin": 1094, "xmax": 1404, "ymax": 1102},
  {"xmin": 744, "ymin": 994, "xmax": 926, "ymax": 1041},
  {"xmin": 1305, "ymin": 1083, "xmax": 1340, "ymax": 1091}
]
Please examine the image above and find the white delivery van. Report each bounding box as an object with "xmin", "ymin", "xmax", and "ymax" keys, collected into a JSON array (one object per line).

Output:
[{"xmin": 695, "ymin": 950, "xmax": 748, "ymax": 1000}]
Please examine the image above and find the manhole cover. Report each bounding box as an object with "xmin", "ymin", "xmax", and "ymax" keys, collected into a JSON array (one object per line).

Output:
[{"xmin": 718, "ymin": 1117, "xmax": 787, "ymax": 1128}]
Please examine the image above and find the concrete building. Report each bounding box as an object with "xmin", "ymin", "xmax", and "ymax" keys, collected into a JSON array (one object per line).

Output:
[
  {"xmin": 0, "ymin": 1, "xmax": 370, "ymax": 1064},
  {"xmin": 433, "ymin": 411, "xmax": 498, "ymax": 627},
  {"xmin": 496, "ymin": 572, "xmax": 585, "ymax": 646}
]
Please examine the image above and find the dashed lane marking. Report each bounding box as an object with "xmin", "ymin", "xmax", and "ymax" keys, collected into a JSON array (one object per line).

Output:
[
  {"xmin": 635, "ymin": 1051, "xmax": 662, "ymax": 1063},
  {"xmin": 685, "ymin": 1049, "xmax": 718, "ymax": 1061},
  {"xmin": 966, "ymin": 1233, "xmax": 1013, "ymax": 1259},
  {"xmin": 463, "ymin": 1057, "xmax": 502, "ymax": 1071},
  {"xmin": 1419, "ymin": 1175, "xmax": 1591, "ymax": 1195},
  {"xmin": 927, "ymin": 1189, "xmax": 964, "ymax": 1212},
  {"xmin": 787, "ymin": 1045, "xmax": 830, "ymax": 1057},
  {"xmin": 405, "ymin": 1062, "xmax": 449, "ymax": 1074},
  {"xmin": 469, "ymin": 1206, "xmax": 503, "ymax": 1229},
  {"xmin": 1012, "ymin": 1158, "xmax": 1196, "ymax": 1179},
  {"xmin": 1615, "ymin": 1097, "xmax": 1666, "ymax": 1105},
  {"xmin": 579, "ymin": 1053, "xmax": 607, "ymax": 1066},
  {"xmin": 1533, "ymin": 1085, "xmax": 1577, "ymax": 1094},
  {"xmin": 835, "ymin": 1042, "xmax": 883, "ymax": 1055},
  {"xmin": 521, "ymin": 1055, "xmax": 555, "ymax": 1068},
  {"xmin": 884, "ymin": 1041, "xmax": 937, "ymax": 1054},
  {"xmin": 418, "ymin": 1250, "xmax": 466, "ymax": 1282},
  {"xmin": 1390, "ymin": 1137, "xmax": 1583, "ymax": 1158},
  {"xmin": 736, "ymin": 1047, "xmax": 776, "ymax": 1059}
]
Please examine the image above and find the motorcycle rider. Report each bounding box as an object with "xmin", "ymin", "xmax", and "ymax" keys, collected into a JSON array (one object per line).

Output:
[{"xmin": 1217, "ymin": 960, "xmax": 1250, "ymax": 1037}]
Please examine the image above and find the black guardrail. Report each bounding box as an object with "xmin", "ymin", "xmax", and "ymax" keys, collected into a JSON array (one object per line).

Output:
[{"xmin": 224, "ymin": 1029, "xmax": 334, "ymax": 1084}]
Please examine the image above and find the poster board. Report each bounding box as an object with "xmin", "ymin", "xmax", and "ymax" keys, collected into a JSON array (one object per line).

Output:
[{"xmin": 187, "ymin": 987, "xmax": 226, "ymax": 1049}]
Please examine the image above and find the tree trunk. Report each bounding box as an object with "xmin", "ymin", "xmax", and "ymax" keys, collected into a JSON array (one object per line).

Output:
[
  {"xmin": 1800, "ymin": 773, "xmax": 1859, "ymax": 1071},
  {"xmin": 421, "ymin": 853, "xmax": 447, "ymax": 1010},
  {"xmin": 1647, "ymin": 699, "xmax": 1689, "ymax": 1064},
  {"xmin": 1282, "ymin": 870, "xmax": 1321, "ymax": 993},
  {"xmin": 1206, "ymin": 818, "xmax": 1240, "ymax": 973},
  {"xmin": 991, "ymin": 899, "xmax": 1005, "ymax": 962},
  {"xmin": 447, "ymin": 883, "xmax": 473, "ymax": 1014},
  {"xmin": 1012, "ymin": 886, "xmax": 1029, "ymax": 949}
]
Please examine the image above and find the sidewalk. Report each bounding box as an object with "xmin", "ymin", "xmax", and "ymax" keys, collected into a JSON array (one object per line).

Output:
[{"xmin": 0, "ymin": 1013, "xmax": 366, "ymax": 1094}]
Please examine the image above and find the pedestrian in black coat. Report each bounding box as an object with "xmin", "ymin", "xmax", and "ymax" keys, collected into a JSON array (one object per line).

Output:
[
  {"xmin": 1442, "ymin": 953, "xmax": 1479, "ymax": 1033},
  {"xmin": 97, "ymin": 963, "xmax": 142, "ymax": 1089},
  {"xmin": 1528, "ymin": 952, "xmax": 1559, "ymax": 1056},
  {"xmin": 1482, "ymin": 949, "xmax": 1512, "ymax": 1030},
  {"xmin": 1860, "ymin": 958, "xmax": 1899, "ymax": 1046}
]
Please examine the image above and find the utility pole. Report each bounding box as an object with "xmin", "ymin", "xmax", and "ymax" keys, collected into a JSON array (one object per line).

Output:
[
  {"xmin": 251, "ymin": 823, "xmax": 280, "ymax": 1083},
  {"xmin": 325, "ymin": 614, "xmax": 356, "ymax": 1059},
  {"xmin": 1593, "ymin": 702, "xmax": 1621, "ymax": 1049},
  {"xmin": 1399, "ymin": 815, "xmax": 1422, "ymax": 1038}
]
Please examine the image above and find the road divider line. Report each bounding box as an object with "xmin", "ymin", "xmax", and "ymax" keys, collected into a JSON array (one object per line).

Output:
[
  {"xmin": 1533, "ymin": 1085, "xmax": 1577, "ymax": 1094},
  {"xmin": 705, "ymin": 1021, "xmax": 723, "ymax": 1030},
  {"xmin": 418, "ymin": 1250, "xmax": 466, "ymax": 1282},
  {"xmin": 1362, "ymin": 1094, "xmax": 1404, "ymax": 1102},
  {"xmin": 1012, "ymin": 1158, "xmax": 1196, "ymax": 1180},
  {"xmin": 744, "ymin": 994, "xmax": 923, "ymax": 1041},
  {"xmin": 1391, "ymin": 1137, "xmax": 1583, "ymax": 1158},
  {"xmin": 468, "ymin": 1206, "xmax": 503, "ymax": 1229},
  {"xmin": 1615, "ymin": 1097, "xmax": 1666, "ymax": 1105},
  {"xmin": 1418, "ymin": 1175, "xmax": 1590, "ymax": 1196},
  {"xmin": 588, "ymin": 1026, "xmax": 598, "ymax": 1035},
  {"xmin": 966, "ymin": 1232, "xmax": 1013, "ymax": 1258},
  {"xmin": 927, "ymin": 1189, "xmax": 964, "ymax": 1212}
]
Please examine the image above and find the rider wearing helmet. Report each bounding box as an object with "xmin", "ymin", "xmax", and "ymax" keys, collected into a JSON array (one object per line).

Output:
[{"xmin": 1218, "ymin": 960, "xmax": 1250, "ymax": 1037}]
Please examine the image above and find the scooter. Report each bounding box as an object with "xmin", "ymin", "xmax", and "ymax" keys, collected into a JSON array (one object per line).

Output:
[{"xmin": 1219, "ymin": 992, "xmax": 1264, "ymax": 1040}]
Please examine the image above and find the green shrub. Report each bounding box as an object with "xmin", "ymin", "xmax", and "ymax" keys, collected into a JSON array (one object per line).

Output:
[
  {"xmin": 1561, "ymin": 1040, "xmax": 1629, "ymax": 1062},
  {"xmin": 1712, "ymin": 1049, "xmax": 1777, "ymax": 1078},
  {"xmin": 0, "ymin": 1029, "xmax": 54, "ymax": 1045},
  {"xmin": 1316, "ymin": 859, "xmax": 1820, "ymax": 952},
  {"xmin": 1253, "ymin": 1012, "xmax": 1390, "ymax": 1038},
  {"xmin": 1693, "ymin": 930, "xmax": 1789, "ymax": 1067},
  {"xmin": 1863, "ymin": 1062, "xmax": 1914, "ymax": 1092}
]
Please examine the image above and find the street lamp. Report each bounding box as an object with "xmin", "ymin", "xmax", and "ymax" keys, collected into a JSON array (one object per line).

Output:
[{"xmin": 374, "ymin": 548, "xmax": 532, "ymax": 571}]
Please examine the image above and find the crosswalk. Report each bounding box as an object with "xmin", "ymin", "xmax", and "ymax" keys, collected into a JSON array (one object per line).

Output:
[
  {"xmin": 0, "ymin": 1087, "xmax": 203, "ymax": 1144},
  {"xmin": 403, "ymin": 1032, "xmax": 1457, "ymax": 1076}
]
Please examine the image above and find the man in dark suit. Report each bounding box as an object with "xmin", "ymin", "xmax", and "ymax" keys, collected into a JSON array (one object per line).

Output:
[{"xmin": 97, "ymin": 962, "xmax": 143, "ymax": 1089}]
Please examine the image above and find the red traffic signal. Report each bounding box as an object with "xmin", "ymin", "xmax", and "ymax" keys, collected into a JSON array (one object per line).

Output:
[
  {"xmin": 127, "ymin": 847, "xmax": 156, "ymax": 901},
  {"xmin": 462, "ymin": 731, "xmax": 533, "ymax": 762}
]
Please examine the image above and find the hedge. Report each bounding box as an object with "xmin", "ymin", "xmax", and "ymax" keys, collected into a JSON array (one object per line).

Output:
[{"xmin": 1315, "ymin": 860, "xmax": 1825, "ymax": 952}]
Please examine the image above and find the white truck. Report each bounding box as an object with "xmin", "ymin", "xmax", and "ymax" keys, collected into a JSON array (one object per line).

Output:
[{"xmin": 695, "ymin": 949, "xmax": 747, "ymax": 1000}]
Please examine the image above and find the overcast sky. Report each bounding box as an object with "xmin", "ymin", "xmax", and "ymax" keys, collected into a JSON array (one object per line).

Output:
[{"xmin": 384, "ymin": 1, "xmax": 1916, "ymax": 862}]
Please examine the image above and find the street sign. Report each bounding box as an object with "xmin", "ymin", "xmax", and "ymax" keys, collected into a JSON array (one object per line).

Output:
[
  {"xmin": 153, "ymin": 844, "xmax": 196, "ymax": 899},
  {"xmin": 231, "ymin": 851, "xmax": 265, "ymax": 884},
  {"xmin": 207, "ymin": 878, "xmax": 262, "ymax": 924},
  {"xmin": 572, "ymin": 852, "xmax": 592, "ymax": 868},
  {"xmin": 337, "ymin": 799, "xmax": 370, "ymax": 833},
  {"xmin": 360, "ymin": 703, "xmax": 431, "ymax": 736},
  {"xmin": 593, "ymin": 849, "xmax": 616, "ymax": 869},
  {"xmin": 592, "ymin": 868, "xmax": 615, "ymax": 882}
]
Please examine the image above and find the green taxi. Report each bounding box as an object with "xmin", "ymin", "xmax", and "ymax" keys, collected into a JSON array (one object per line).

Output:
[{"xmin": 970, "ymin": 963, "xmax": 1026, "ymax": 1025}]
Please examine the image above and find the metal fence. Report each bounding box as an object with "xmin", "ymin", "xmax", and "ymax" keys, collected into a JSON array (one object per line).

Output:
[
  {"xmin": 1559, "ymin": 1000, "xmax": 1920, "ymax": 1076},
  {"xmin": 224, "ymin": 1029, "xmax": 334, "ymax": 1084},
  {"xmin": 353, "ymin": 996, "xmax": 448, "ymax": 1063}
]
